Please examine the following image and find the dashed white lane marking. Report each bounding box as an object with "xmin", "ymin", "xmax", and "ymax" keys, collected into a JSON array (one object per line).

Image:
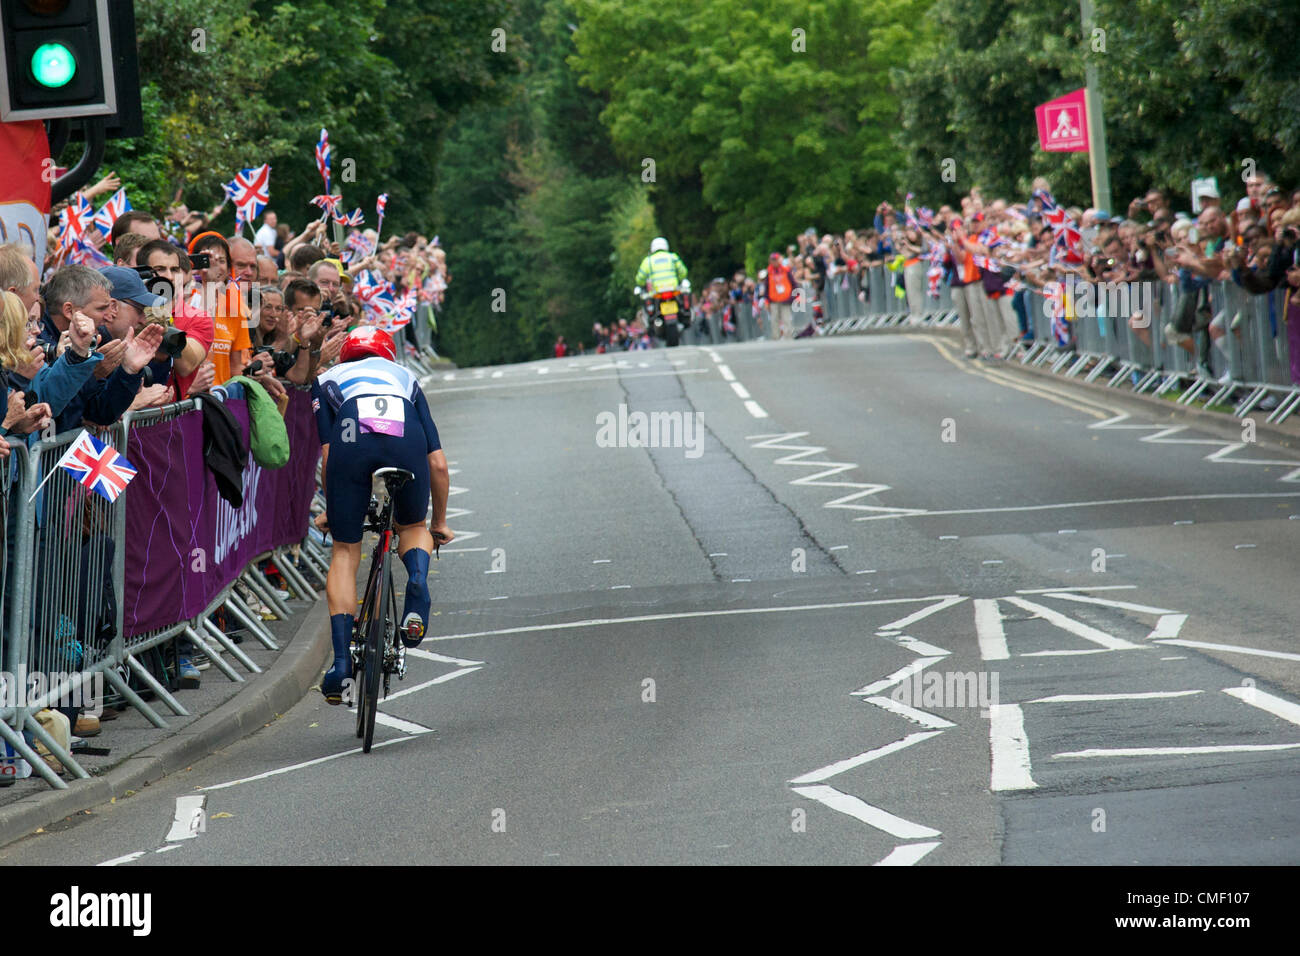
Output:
[
  {"xmin": 790, "ymin": 785, "xmax": 941, "ymax": 840},
  {"xmin": 862, "ymin": 696, "xmax": 955, "ymax": 730},
  {"xmin": 610, "ymin": 584, "xmax": 631, "ymax": 589},
  {"xmin": 707, "ymin": 552, "xmax": 727, "ymax": 557},
  {"xmin": 743, "ymin": 400, "xmax": 768, "ymax": 418},
  {"xmin": 443, "ymin": 373, "xmax": 455, "ymax": 381},
  {"xmin": 717, "ymin": 364, "xmax": 735, "ymax": 381},
  {"xmin": 788, "ymin": 732, "xmax": 943, "ymax": 785},
  {"xmin": 855, "ymin": 569, "xmax": 876, "ymax": 574},
  {"xmin": 98, "ymin": 851, "xmax": 146, "ymax": 867},
  {"xmin": 875, "ymin": 841, "xmax": 942, "ymax": 866},
  {"xmin": 1001, "ymin": 596, "xmax": 1142, "ymax": 651},
  {"xmin": 829, "ymin": 545, "xmax": 848, "ymax": 551},
  {"xmin": 973, "ymin": 599, "xmax": 1008, "ymax": 661},
  {"xmin": 730, "ymin": 382, "xmax": 751, "ymax": 399},
  {"xmin": 989, "ymin": 704, "xmax": 1037, "ymax": 792},
  {"xmin": 1056, "ymin": 743, "xmax": 1300, "ymax": 759},
  {"xmin": 982, "ymin": 559, "xmax": 1003, "ymax": 565},
  {"xmin": 428, "ymin": 594, "xmax": 963, "ymax": 642},
  {"xmin": 1223, "ymin": 687, "xmax": 1300, "ymax": 726},
  {"xmin": 1235, "ymin": 543, "xmax": 1256, "ymax": 550},
  {"xmin": 537, "ymin": 367, "xmax": 549, "ymax": 375},
  {"xmin": 1153, "ymin": 639, "xmax": 1300, "ymax": 662},
  {"xmin": 1025, "ymin": 690, "xmax": 1202, "ymax": 704},
  {"xmin": 384, "ymin": 667, "xmax": 483, "ymax": 701},
  {"xmin": 165, "ymin": 795, "xmax": 207, "ymax": 842},
  {"xmin": 592, "ymin": 559, "xmax": 611, "ymax": 564},
  {"xmin": 491, "ymin": 370, "xmax": 503, "ymax": 378},
  {"xmin": 851, "ymin": 657, "xmax": 945, "ymax": 697},
  {"xmin": 200, "ymin": 736, "xmax": 419, "ymax": 792},
  {"xmin": 1058, "ymin": 529, "xmax": 1077, "ymax": 535}
]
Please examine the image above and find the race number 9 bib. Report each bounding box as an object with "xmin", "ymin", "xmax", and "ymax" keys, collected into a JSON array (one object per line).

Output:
[{"xmin": 356, "ymin": 396, "xmax": 405, "ymax": 437}]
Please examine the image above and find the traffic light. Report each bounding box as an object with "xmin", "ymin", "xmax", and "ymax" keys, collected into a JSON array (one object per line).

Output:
[{"xmin": 0, "ymin": 0, "xmax": 117, "ymax": 122}]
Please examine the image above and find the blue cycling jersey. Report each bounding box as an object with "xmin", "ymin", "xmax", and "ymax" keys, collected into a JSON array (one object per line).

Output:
[{"xmin": 310, "ymin": 356, "xmax": 440, "ymax": 452}]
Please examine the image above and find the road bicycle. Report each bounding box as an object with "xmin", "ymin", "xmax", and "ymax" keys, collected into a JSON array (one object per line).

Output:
[{"xmin": 351, "ymin": 467, "xmax": 415, "ymax": 752}]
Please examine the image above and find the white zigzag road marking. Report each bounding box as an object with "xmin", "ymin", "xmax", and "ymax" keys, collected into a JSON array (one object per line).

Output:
[
  {"xmin": 747, "ymin": 432, "xmax": 927, "ymax": 516},
  {"xmin": 1091, "ymin": 413, "xmax": 1300, "ymax": 482},
  {"xmin": 444, "ymin": 468, "xmax": 480, "ymax": 544}
]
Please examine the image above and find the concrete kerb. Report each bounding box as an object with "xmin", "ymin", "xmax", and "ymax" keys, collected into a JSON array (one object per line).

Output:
[{"xmin": 0, "ymin": 598, "xmax": 330, "ymax": 850}]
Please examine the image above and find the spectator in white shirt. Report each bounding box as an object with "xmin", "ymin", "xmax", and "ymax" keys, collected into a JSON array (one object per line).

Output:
[{"xmin": 253, "ymin": 210, "xmax": 279, "ymax": 256}]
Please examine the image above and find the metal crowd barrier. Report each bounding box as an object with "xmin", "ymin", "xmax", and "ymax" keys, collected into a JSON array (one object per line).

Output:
[
  {"xmin": 816, "ymin": 264, "xmax": 1299, "ymax": 423},
  {"xmin": 0, "ymin": 397, "xmax": 327, "ymax": 790}
]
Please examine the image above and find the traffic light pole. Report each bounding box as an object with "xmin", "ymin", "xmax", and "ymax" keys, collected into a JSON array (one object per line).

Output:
[{"xmin": 50, "ymin": 117, "xmax": 104, "ymax": 205}]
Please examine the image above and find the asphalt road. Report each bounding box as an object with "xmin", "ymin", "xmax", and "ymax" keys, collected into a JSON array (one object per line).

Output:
[{"xmin": 6, "ymin": 333, "xmax": 1300, "ymax": 866}]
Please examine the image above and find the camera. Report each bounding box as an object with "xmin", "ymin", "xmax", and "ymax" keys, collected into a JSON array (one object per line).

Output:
[
  {"xmin": 159, "ymin": 325, "xmax": 188, "ymax": 359},
  {"xmin": 1284, "ymin": 227, "xmax": 1299, "ymax": 242},
  {"xmin": 133, "ymin": 265, "xmax": 174, "ymax": 303},
  {"xmin": 251, "ymin": 344, "xmax": 296, "ymax": 377},
  {"xmin": 190, "ymin": 252, "xmax": 211, "ymax": 270}
]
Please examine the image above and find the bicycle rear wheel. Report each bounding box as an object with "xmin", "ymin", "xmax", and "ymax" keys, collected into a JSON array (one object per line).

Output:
[
  {"xmin": 361, "ymin": 540, "xmax": 391, "ymax": 752},
  {"xmin": 354, "ymin": 549, "xmax": 382, "ymax": 739}
]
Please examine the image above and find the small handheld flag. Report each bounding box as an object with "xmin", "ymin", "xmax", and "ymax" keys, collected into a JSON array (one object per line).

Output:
[
  {"xmin": 316, "ymin": 128, "xmax": 331, "ymax": 193},
  {"xmin": 29, "ymin": 431, "xmax": 138, "ymax": 504},
  {"xmin": 91, "ymin": 189, "xmax": 131, "ymax": 237}
]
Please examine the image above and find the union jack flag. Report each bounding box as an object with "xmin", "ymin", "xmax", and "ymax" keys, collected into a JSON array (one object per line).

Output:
[
  {"xmin": 977, "ymin": 227, "xmax": 1004, "ymax": 249},
  {"xmin": 68, "ymin": 238, "xmax": 111, "ymax": 267},
  {"xmin": 351, "ymin": 269, "xmax": 387, "ymax": 306},
  {"xmin": 56, "ymin": 431, "xmax": 138, "ymax": 503},
  {"xmin": 332, "ymin": 207, "xmax": 364, "ymax": 228},
  {"xmin": 224, "ymin": 164, "xmax": 271, "ymax": 223},
  {"xmin": 315, "ymin": 128, "xmax": 331, "ymax": 192},
  {"xmin": 58, "ymin": 193, "xmax": 94, "ymax": 249},
  {"xmin": 91, "ymin": 189, "xmax": 131, "ymax": 237},
  {"xmin": 1032, "ymin": 188, "xmax": 1057, "ymax": 214},
  {"xmin": 311, "ymin": 193, "xmax": 342, "ymax": 221},
  {"xmin": 344, "ymin": 231, "xmax": 375, "ymax": 262},
  {"xmin": 1046, "ymin": 281, "xmax": 1071, "ymax": 347},
  {"xmin": 376, "ymin": 193, "xmax": 388, "ymax": 220}
]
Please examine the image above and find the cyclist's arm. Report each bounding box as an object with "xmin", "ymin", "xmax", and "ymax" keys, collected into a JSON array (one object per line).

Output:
[{"xmin": 429, "ymin": 449, "xmax": 449, "ymax": 529}]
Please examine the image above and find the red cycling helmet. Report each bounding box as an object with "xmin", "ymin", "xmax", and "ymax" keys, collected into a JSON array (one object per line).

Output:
[{"xmin": 340, "ymin": 326, "xmax": 397, "ymax": 363}]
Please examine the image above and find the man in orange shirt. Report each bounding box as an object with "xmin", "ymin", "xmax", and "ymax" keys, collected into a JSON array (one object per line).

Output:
[{"xmin": 190, "ymin": 232, "xmax": 250, "ymax": 382}]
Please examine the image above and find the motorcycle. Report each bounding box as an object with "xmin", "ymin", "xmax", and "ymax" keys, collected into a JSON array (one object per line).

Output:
[{"xmin": 635, "ymin": 283, "xmax": 692, "ymax": 347}]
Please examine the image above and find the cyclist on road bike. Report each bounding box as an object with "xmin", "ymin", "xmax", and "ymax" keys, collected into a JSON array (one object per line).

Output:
[{"xmin": 311, "ymin": 327, "xmax": 454, "ymax": 704}]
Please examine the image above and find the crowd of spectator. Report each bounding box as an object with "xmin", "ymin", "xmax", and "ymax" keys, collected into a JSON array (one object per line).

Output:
[
  {"xmin": 599, "ymin": 172, "xmax": 1299, "ymax": 396},
  {"xmin": 1, "ymin": 185, "xmax": 450, "ymax": 779}
]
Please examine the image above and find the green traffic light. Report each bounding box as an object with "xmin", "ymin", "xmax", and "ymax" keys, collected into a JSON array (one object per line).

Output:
[{"xmin": 30, "ymin": 42, "xmax": 77, "ymax": 89}]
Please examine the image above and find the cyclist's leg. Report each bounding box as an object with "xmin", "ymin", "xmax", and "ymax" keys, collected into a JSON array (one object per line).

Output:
[
  {"xmin": 389, "ymin": 439, "xmax": 436, "ymax": 646},
  {"xmin": 321, "ymin": 443, "xmax": 372, "ymax": 703}
]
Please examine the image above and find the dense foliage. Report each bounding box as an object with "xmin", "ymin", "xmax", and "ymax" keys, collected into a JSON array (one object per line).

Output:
[{"xmin": 69, "ymin": 0, "xmax": 1299, "ymax": 364}]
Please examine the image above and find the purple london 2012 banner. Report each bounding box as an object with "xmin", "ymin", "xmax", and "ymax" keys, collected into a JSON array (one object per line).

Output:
[{"xmin": 122, "ymin": 392, "xmax": 320, "ymax": 637}]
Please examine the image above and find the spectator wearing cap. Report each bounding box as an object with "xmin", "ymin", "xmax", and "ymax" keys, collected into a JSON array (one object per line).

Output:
[
  {"xmin": 190, "ymin": 232, "xmax": 251, "ymax": 383},
  {"xmin": 98, "ymin": 266, "xmax": 174, "ymax": 410}
]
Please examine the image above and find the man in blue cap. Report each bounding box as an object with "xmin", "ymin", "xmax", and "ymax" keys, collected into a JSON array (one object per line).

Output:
[{"xmin": 38, "ymin": 264, "xmax": 164, "ymax": 433}]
